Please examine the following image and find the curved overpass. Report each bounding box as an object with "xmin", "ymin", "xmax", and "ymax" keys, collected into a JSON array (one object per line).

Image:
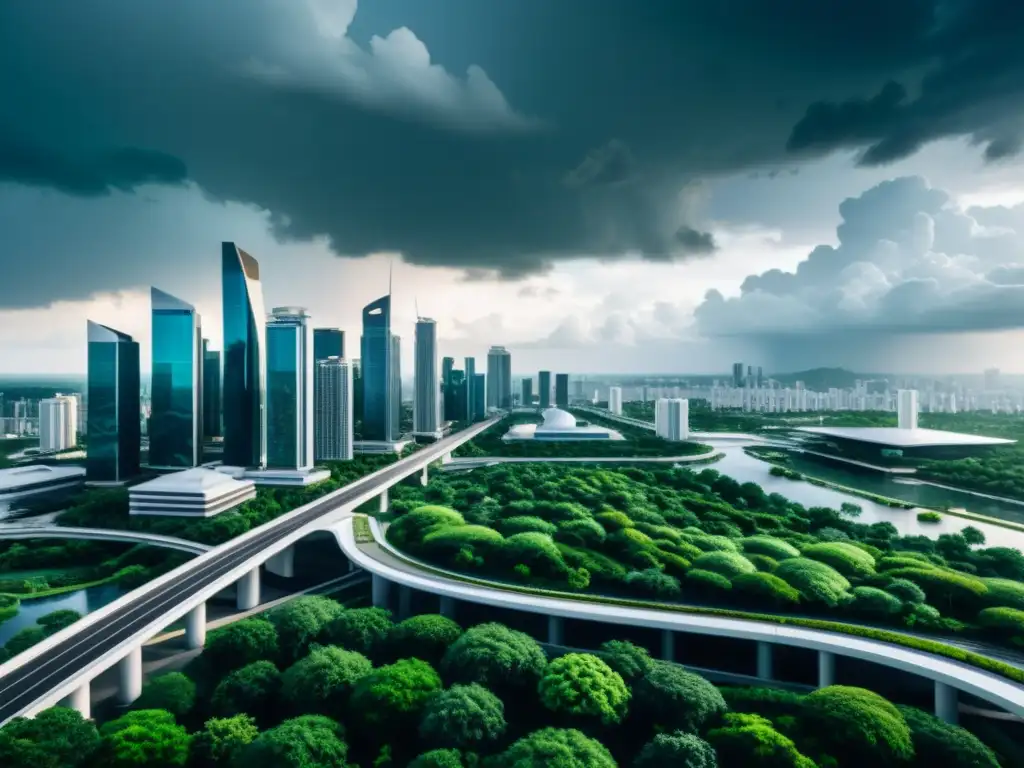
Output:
[
  {"xmin": 0, "ymin": 417, "xmax": 501, "ymax": 725},
  {"xmin": 334, "ymin": 516, "xmax": 1024, "ymax": 722},
  {"xmin": 443, "ymin": 448, "xmax": 721, "ymax": 469},
  {"xmin": 0, "ymin": 526, "xmax": 210, "ymax": 555}
]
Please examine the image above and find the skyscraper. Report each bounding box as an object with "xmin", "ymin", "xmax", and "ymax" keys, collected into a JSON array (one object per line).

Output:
[
  {"xmin": 465, "ymin": 357, "xmax": 477, "ymax": 420},
  {"xmin": 521, "ymin": 378, "xmax": 533, "ymax": 407},
  {"xmin": 555, "ymin": 373, "xmax": 569, "ymax": 408},
  {"xmin": 391, "ymin": 334, "xmax": 402, "ymax": 439},
  {"xmin": 449, "ymin": 369, "xmax": 467, "ymax": 422},
  {"xmin": 897, "ymin": 389, "xmax": 919, "ymax": 430},
  {"xmin": 732, "ymin": 362, "xmax": 744, "ymax": 388},
  {"xmin": 414, "ymin": 318, "xmax": 440, "ymax": 434},
  {"xmin": 315, "ymin": 357, "xmax": 353, "ymax": 461},
  {"xmin": 222, "ymin": 242, "xmax": 267, "ymax": 469},
  {"xmin": 441, "ymin": 356, "xmax": 455, "ymax": 420},
  {"xmin": 40, "ymin": 396, "xmax": 77, "ymax": 452},
  {"xmin": 266, "ymin": 307, "xmax": 313, "ymax": 470},
  {"xmin": 486, "ymin": 346, "xmax": 512, "ymax": 410},
  {"xmin": 655, "ymin": 398, "xmax": 689, "ymax": 441},
  {"xmin": 360, "ymin": 295, "xmax": 399, "ymax": 441},
  {"xmin": 472, "ymin": 373, "xmax": 486, "ymax": 420},
  {"xmin": 86, "ymin": 321, "xmax": 140, "ymax": 482},
  {"xmin": 538, "ymin": 371, "xmax": 551, "ymax": 409},
  {"xmin": 313, "ymin": 328, "xmax": 345, "ymax": 362},
  {"xmin": 202, "ymin": 340, "xmax": 222, "ymax": 439},
  {"xmin": 150, "ymin": 287, "xmax": 203, "ymax": 469},
  {"xmin": 608, "ymin": 386, "xmax": 623, "ymax": 415}
]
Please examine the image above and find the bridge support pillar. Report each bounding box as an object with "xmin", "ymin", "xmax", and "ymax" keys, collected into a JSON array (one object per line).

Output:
[
  {"xmin": 439, "ymin": 595, "xmax": 456, "ymax": 620},
  {"xmin": 379, "ymin": 488, "xmax": 389, "ymax": 515},
  {"xmin": 420, "ymin": 466, "xmax": 428, "ymax": 486},
  {"xmin": 817, "ymin": 650, "xmax": 835, "ymax": 688},
  {"xmin": 548, "ymin": 616, "xmax": 564, "ymax": 646},
  {"xmin": 756, "ymin": 642, "xmax": 773, "ymax": 680},
  {"xmin": 661, "ymin": 630, "xmax": 676, "ymax": 662},
  {"xmin": 266, "ymin": 546, "xmax": 296, "ymax": 578},
  {"xmin": 441, "ymin": 452, "xmax": 452, "ymax": 465},
  {"xmin": 935, "ymin": 681, "xmax": 958, "ymax": 724},
  {"xmin": 118, "ymin": 646, "xmax": 143, "ymax": 706},
  {"xmin": 186, "ymin": 603, "xmax": 207, "ymax": 650},
  {"xmin": 60, "ymin": 681, "xmax": 91, "ymax": 719},
  {"xmin": 398, "ymin": 585, "xmax": 413, "ymax": 620},
  {"xmin": 236, "ymin": 567, "xmax": 261, "ymax": 611},
  {"xmin": 372, "ymin": 574, "xmax": 391, "ymax": 609}
]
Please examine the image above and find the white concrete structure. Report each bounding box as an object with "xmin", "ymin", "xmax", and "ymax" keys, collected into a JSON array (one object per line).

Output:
[
  {"xmin": 796, "ymin": 426, "xmax": 1014, "ymax": 447},
  {"xmin": 486, "ymin": 346, "xmax": 512, "ymax": 410},
  {"xmin": 898, "ymin": 389, "xmax": 919, "ymax": 430},
  {"xmin": 608, "ymin": 386, "xmax": 623, "ymax": 416},
  {"xmin": 0, "ymin": 525, "xmax": 209, "ymax": 554},
  {"xmin": 502, "ymin": 408, "xmax": 624, "ymax": 441},
  {"xmin": 655, "ymin": 398, "xmax": 689, "ymax": 441},
  {"xmin": 314, "ymin": 357, "xmax": 354, "ymax": 461},
  {"xmin": 0, "ymin": 464, "xmax": 85, "ymax": 500},
  {"xmin": 413, "ymin": 318, "xmax": 441, "ymax": 436},
  {"xmin": 39, "ymin": 396, "xmax": 77, "ymax": 453},
  {"xmin": 130, "ymin": 467, "xmax": 256, "ymax": 517}
]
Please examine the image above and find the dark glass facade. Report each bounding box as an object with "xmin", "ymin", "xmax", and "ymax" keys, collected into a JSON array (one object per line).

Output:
[
  {"xmin": 538, "ymin": 370, "xmax": 551, "ymax": 408},
  {"xmin": 222, "ymin": 242, "xmax": 267, "ymax": 468},
  {"xmin": 86, "ymin": 322, "xmax": 140, "ymax": 482},
  {"xmin": 555, "ymin": 373, "xmax": 569, "ymax": 407},
  {"xmin": 267, "ymin": 324, "xmax": 299, "ymax": 469},
  {"xmin": 202, "ymin": 341, "xmax": 222, "ymax": 438},
  {"xmin": 361, "ymin": 295, "xmax": 397, "ymax": 441},
  {"xmin": 150, "ymin": 288, "xmax": 202, "ymax": 468},
  {"xmin": 465, "ymin": 357, "xmax": 477, "ymax": 421},
  {"xmin": 472, "ymin": 374, "xmax": 486, "ymax": 420},
  {"xmin": 314, "ymin": 328, "xmax": 344, "ymax": 362},
  {"xmin": 521, "ymin": 378, "xmax": 533, "ymax": 407}
]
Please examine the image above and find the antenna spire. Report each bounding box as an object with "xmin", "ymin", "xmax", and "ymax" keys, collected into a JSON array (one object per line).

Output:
[{"xmin": 415, "ymin": 296, "xmax": 420, "ymax": 319}]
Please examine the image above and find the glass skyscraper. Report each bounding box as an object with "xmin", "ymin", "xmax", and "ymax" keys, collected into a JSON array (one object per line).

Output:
[
  {"xmin": 313, "ymin": 328, "xmax": 345, "ymax": 362},
  {"xmin": 266, "ymin": 307, "xmax": 313, "ymax": 470},
  {"xmin": 150, "ymin": 287, "xmax": 202, "ymax": 468},
  {"xmin": 538, "ymin": 370, "xmax": 552, "ymax": 409},
  {"xmin": 86, "ymin": 321, "xmax": 140, "ymax": 482},
  {"xmin": 315, "ymin": 357, "xmax": 353, "ymax": 461},
  {"xmin": 413, "ymin": 318, "xmax": 439, "ymax": 434},
  {"xmin": 222, "ymin": 242, "xmax": 267, "ymax": 468},
  {"xmin": 360, "ymin": 295, "xmax": 399, "ymax": 441},
  {"xmin": 202, "ymin": 339, "xmax": 222, "ymax": 439},
  {"xmin": 465, "ymin": 357, "xmax": 477, "ymax": 421},
  {"xmin": 472, "ymin": 373, "xmax": 486, "ymax": 420},
  {"xmin": 555, "ymin": 373, "xmax": 570, "ymax": 407},
  {"xmin": 486, "ymin": 346, "xmax": 512, "ymax": 410}
]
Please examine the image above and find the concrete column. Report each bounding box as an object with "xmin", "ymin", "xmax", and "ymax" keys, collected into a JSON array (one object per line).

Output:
[
  {"xmin": 935, "ymin": 681, "xmax": 959, "ymax": 724},
  {"xmin": 379, "ymin": 488, "xmax": 389, "ymax": 514},
  {"xmin": 236, "ymin": 567, "xmax": 261, "ymax": 611},
  {"xmin": 420, "ymin": 466, "xmax": 429, "ymax": 486},
  {"xmin": 756, "ymin": 641, "xmax": 773, "ymax": 680},
  {"xmin": 817, "ymin": 650, "xmax": 835, "ymax": 688},
  {"xmin": 60, "ymin": 681, "xmax": 91, "ymax": 719},
  {"xmin": 185, "ymin": 603, "xmax": 207, "ymax": 650},
  {"xmin": 118, "ymin": 646, "xmax": 143, "ymax": 705},
  {"xmin": 398, "ymin": 585, "xmax": 413, "ymax": 620},
  {"xmin": 548, "ymin": 616, "xmax": 564, "ymax": 645},
  {"xmin": 265, "ymin": 546, "xmax": 295, "ymax": 578},
  {"xmin": 441, "ymin": 452, "xmax": 452, "ymax": 464},
  {"xmin": 372, "ymin": 574, "xmax": 391, "ymax": 609},
  {"xmin": 439, "ymin": 595, "xmax": 456, "ymax": 619},
  {"xmin": 661, "ymin": 630, "xmax": 676, "ymax": 662},
  {"xmin": 348, "ymin": 559, "xmax": 358, "ymax": 573}
]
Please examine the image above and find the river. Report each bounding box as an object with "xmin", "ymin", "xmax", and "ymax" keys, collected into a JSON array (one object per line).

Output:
[{"xmin": 0, "ymin": 583, "xmax": 124, "ymax": 646}]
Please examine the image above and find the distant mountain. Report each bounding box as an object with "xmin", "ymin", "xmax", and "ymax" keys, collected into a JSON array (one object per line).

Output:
[{"xmin": 772, "ymin": 367, "xmax": 862, "ymax": 391}]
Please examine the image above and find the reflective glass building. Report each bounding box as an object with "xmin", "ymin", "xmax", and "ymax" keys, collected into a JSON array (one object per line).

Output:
[
  {"xmin": 313, "ymin": 328, "xmax": 345, "ymax": 362},
  {"xmin": 86, "ymin": 321, "xmax": 141, "ymax": 482},
  {"xmin": 413, "ymin": 318, "xmax": 439, "ymax": 434},
  {"xmin": 360, "ymin": 295, "xmax": 399, "ymax": 441},
  {"xmin": 538, "ymin": 370, "xmax": 551, "ymax": 408},
  {"xmin": 202, "ymin": 339, "xmax": 222, "ymax": 439},
  {"xmin": 222, "ymin": 242, "xmax": 267, "ymax": 468},
  {"xmin": 150, "ymin": 288, "xmax": 203, "ymax": 468},
  {"xmin": 266, "ymin": 307, "xmax": 313, "ymax": 470}
]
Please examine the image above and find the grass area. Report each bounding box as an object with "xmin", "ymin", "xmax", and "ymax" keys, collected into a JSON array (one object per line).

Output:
[{"xmin": 0, "ymin": 573, "xmax": 121, "ymax": 601}]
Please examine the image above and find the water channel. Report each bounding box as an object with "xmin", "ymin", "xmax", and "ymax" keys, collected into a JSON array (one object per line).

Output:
[{"xmin": 0, "ymin": 583, "xmax": 124, "ymax": 645}]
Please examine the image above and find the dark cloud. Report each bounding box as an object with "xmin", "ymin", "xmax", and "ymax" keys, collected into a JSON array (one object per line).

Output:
[
  {"xmin": 674, "ymin": 226, "xmax": 717, "ymax": 254},
  {"xmin": 0, "ymin": 0, "xmax": 1023, "ymax": 307}
]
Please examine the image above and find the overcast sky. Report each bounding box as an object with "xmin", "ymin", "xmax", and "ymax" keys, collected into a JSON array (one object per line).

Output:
[{"xmin": 3, "ymin": 0, "xmax": 1024, "ymax": 376}]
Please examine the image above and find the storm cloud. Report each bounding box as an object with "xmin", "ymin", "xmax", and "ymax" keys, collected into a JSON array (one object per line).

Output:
[{"xmin": 1, "ymin": 0, "xmax": 1023, "ymax": 308}]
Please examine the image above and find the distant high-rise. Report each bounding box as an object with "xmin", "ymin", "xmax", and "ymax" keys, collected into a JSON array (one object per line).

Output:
[
  {"xmin": 472, "ymin": 373, "xmax": 486, "ymax": 420},
  {"xmin": 756, "ymin": 366, "xmax": 764, "ymax": 388},
  {"xmin": 414, "ymin": 318, "xmax": 440, "ymax": 434},
  {"xmin": 555, "ymin": 373, "xmax": 569, "ymax": 408},
  {"xmin": 521, "ymin": 378, "xmax": 533, "ymax": 407},
  {"xmin": 449, "ymin": 370, "xmax": 467, "ymax": 421},
  {"xmin": 222, "ymin": 242, "xmax": 267, "ymax": 469},
  {"xmin": 984, "ymin": 367, "xmax": 1001, "ymax": 391},
  {"xmin": 732, "ymin": 362, "xmax": 744, "ymax": 388},
  {"xmin": 202, "ymin": 340, "xmax": 222, "ymax": 439},
  {"xmin": 486, "ymin": 346, "xmax": 512, "ymax": 410},
  {"xmin": 391, "ymin": 335, "xmax": 402, "ymax": 437},
  {"xmin": 655, "ymin": 398, "xmax": 689, "ymax": 441},
  {"xmin": 361, "ymin": 295, "xmax": 400, "ymax": 441},
  {"xmin": 465, "ymin": 357, "xmax": 477, "ymax": 420},
  {"xmin": 40, "ymin": 395, "xmax": 77, "ymax": 452},
  {"xmin": 315, "ymin": 357, "xmax": 353, "ymax": 461},
  {"xmin": 86, "ymin": 321, "xmax": 140, "ymax": 482},
  {"xmin": 897, "ymin": 389, "xmax": 919, "ymax": 430},
  {"xmin": 150, "ymin": 287, "xmax": 203, "ymax": 469},
  {"xmin": 538, "ymin": 371, "xmax": 551, "ymax": 409},
  {"xmin": 313, "ymin": 328, "xmax": 345, "ymax": 362},
  {"xmin": 266, "ymin": 307, "xmax": 313, "ymax": 470},
  {"xmin": 608, "ymin": 386, "xmax": 623, "ymax": 416},
  {"xmin": 441, "ymin": 356, "xmax": 455, "ymax": 420}
]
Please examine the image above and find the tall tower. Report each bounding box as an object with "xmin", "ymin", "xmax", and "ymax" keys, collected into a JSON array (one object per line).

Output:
[
  {"xmin": 414, "ymin": 318, "xmax": 440, "ymax": 434},
  {"xmin": 86, "ymin": 321, "xmax": 140, "ymax": 482},
  {"xmin": 315, "ymin": 357, "xmax": 353, "ymax": 461},
  {"xmin": 465, "ymin": 357, "xmax": 477, "ymax": 421},
  {"xmin": 486, "ymin": 346, "xmax": 512, "ymax": 410},
  {"xmin": 897, "ymin": 389, "xmax": 919, "ymax": 430},
  {"xmin": 361, "ymin": 295, "xmax": 398, "ymax": 441},
  {"xmin": 202, "ymin": 339, "xmax": 222, "ymax": 439},
  {"xmin": 555, "ymin": 373, "xmax": 569, "ymax": 408},
  {"xmin": 222, "ymin": 242, "xmax": 267, "ymax": 468},
  {"xmin": 39, "ymin": 396, "xmax": 77, "ymax": 452},
  {"xmin": 655, "ymin": 398, "xmax": 689, "ymax": 441},
  {"xmin": 313, "ymin": 328, "xmax": 345, "ymax": 362},
  {"xmin": 150, "ymin": 287, "xmax": 203, "ymax": 469},
  {"xmin": 608, "ymin": 386, "xmax": 623, "ymax": 415},
  {"xmin": 521, "ymin": 377, "xmax": 533, "ymax": 407},
  {"xmin": 538, "ymin": 371, "xmax": 552, "ymax": 409},
  {"xmin": 266, "ymin": 307, "xmax": 313, "ymax": 470}
]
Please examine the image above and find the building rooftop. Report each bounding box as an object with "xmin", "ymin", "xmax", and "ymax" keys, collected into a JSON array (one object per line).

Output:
[
  {"xmin": 796, "ymin": 426, "xmax": 1016, "ymax": 448},
  {"xmin": 538, "ymin": 408, "xmax": 578, "ymax": 431},
  {"xmin": 0, "ymin": 464, "xmax": 86, "ymax": 491},
  {"xmin": 132, "ymin": 467, "xmax": 255, "ymax": 499}
]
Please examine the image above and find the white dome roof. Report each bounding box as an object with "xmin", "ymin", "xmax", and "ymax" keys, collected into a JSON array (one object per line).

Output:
[{"xmin": 540, "ymin": 408, "xmax": 577, "ymax": 430}]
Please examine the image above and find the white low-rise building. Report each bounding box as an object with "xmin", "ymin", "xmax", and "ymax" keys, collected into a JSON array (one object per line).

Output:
[
  {"xmin": 503, "ymin": 408, "xmax": 624, "ymax": 441},
  {"xmin": 129, "ymin": 467, "xmax": 257, "ymax": 517},
  {"xmin": 655, "ymin": 398, "xmax": 689, "ymax": 441},
  {"xmin": 0, "ymin": 464, "xmax": 86, "ymax": 500}
]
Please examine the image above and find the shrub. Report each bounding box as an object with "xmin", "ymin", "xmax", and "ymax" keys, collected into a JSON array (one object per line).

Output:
[
  {"xmin": 98, "ymin": 710, "xmax": 191, "ymax": 768},
  {"xmin": 422, "ymin": 526, "xmax": 504, "ymax": 559},
  {"xmin": 884, "ymin": 578, "xmax": 926, "ymax": 604},
  {"xmin": 281, "ymin": 646, "xmax": 372, "ymax": 717},
  {"xmin": 538, "ymin": 653, "xmax": 630, "ymax": 725},
  {"xmin": 733, "ymin": 572, "xmax": 801, "ymax": 607},
  {"xmin": 388, "ymin": 614, "xmax": 462, "ymax": 665},
  {"xmin": 774, "ymin": 558, "xmax": 851, "ymax": 606},
  {"xmin": 0, "ymin": 706, "xmax": 101, "ymax": 768},
  {"xmin": 977, "ymin": 607, "xmax": 1024, "ymax": 642},
  {"xmin": 389, "ymin": 505, "xmax": 466, "ymax": 547},
  {"xmin": 490, "ymin": 727, "xmax": 616, "ymax": 768},
  {"xmin": 598, "ymin": 639, "xmax": 653, "ymax": 681},
  {"xmin": 802, "ymin": 542, "xmax": 876, "ymax": 578},
  {"xmin": 982, "ymin": 578, "xmax": 1024, "ymax": 611},
  {"xmin": 747, "ymin": 554, "xmax": 779, "ymax": 572},
  {"xmin": 691, "ymin": 551, "xmax": 756, "ymax": 579},
  {"xmin": 498, "ymin": 516, "xmax": 557, "ymax": 536},
  {"xmin": 239, "ymin": 714, "xmax": 348, "ymax": 768},
  {"xmin": 804, "ymin": 685, "xmax": 914, "ymax": 765},
  {"xmin": 878, "ymin": 555, "xmax": 940, "ymax": 571},
  {"xmin": 349, "ymin": 658, "xmax": 443, "ymax": 731},
  {"xmin": 885, "ymin": 567, "xmax": 988, "ymax": 615},
  {"xmin": 441, "ymin": 623, "xmax": 547, "ymax": 693},
  {"xmin": 409, "ymin": 749, "xmax": 464, "ymax": 768},
  {"xmin": 320, "ymin": 607, "xmax": 394, "ymax": 659},
  {"xmin": 633, "ymin": 731, "xmax": 717, "ymax": 768},
  {"xmin": 554, "ymin": 518, "xmax": 607, "ymax": 547},
  {"xmin": 131, "ymin": 672, "xmax": 195, "ymax": 720},
  {"xmin": 204, "ymin": 618, "xmax": 279, "ymax": 675},
  {"xmin": 685, "ymin": 569, "xmax": 732, "ymax": 593},
  {"xmin": 707, "ymin": 713, "xmax": 815, "ymax": 768},
  {"xmin": 626, "ymin": 568, "xmax": 682, "ymax": 598},
  {"xmin": 851, "ymin": 586, "xmax": 903, "ymax": 618},
  {"xmin": 501, "ymin": 532, "xmax": 569, "ymax": 578},
  {"xmin": 419, "ymin": 683, "xmax": 506, "ymax": 750},
  {"xmin": 720, "ymin": 686, "xmax": 807, "ymax": 720},
  {"xmin": 188, "ymin": 715, "xmax": 259, "ymax": 768},
  {"xmin": 267, "ymin": 596, "xmax": 345, "ymax": 662},
  {"xmin": 741, "ymin": 535, "xmax": 800, "ymax": 560},
  {"xmin": 917, "ymin": 511, "xmax": 942, "ymax": 523},
  {"xmin": 898, "ymin": 704, "xmax": 1000, "ymax": 768},
  {"xmin": 595, "ymin": 509, "xmax": 635, "ymax": 531},
  {"xmin": 634, "ymin": 661, "xmax": 727, "ymax": 733},
  {"xmin": 683, "ymin": 534, "xmax": 740, "ymax": 553},
  {"xmin": 211, "ymin": 661, "xmax": 282, "ymax": 725}
]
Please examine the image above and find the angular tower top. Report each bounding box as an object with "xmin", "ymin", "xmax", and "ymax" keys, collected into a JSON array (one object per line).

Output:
[
  {"xmin": 151, "ymin": 286, "xmax": 196, "ymax": 313},
  {"xmin": 87, "ymin": 320, "xmax": 133, "ymax": 343}
]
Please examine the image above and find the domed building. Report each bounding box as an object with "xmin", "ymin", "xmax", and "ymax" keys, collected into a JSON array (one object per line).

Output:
[{"xmin": 502, "ymin": 408, "xmax": 624, "ymax": 442}]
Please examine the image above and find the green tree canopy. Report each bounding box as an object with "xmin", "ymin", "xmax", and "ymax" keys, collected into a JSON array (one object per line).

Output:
[
  {"xmin": 350, "ymin": 658, "xmax": 443, "ymax": 733},
  {"xmin": 633, "ymin": 731, "xmax": 718, "ymax": 768},
  {"xmin": 388, "ymin": 614, "xmax": 462, "ymax": 665},
  {"xmin": 203, "ymin": 618, "xmax": 279, "ymax": 675},
  {"xmin": 634, "ymin": 661, "xmax": 727, "ymax": 734},
  {"xmin": 238, "ymin": 714, "xmax": 348, "ymax": 768},
  {"xmin": 898, "ymin": 705, "xmax": 1000, "ymax": 768},
  {"xmin": 598, "ymin": 639, "xmax": 653, "ymax": 682},
  {"xmin": 131, "ymin": 672, "xmax": 195, "ymax": 721},
  {"xmin": 707, "ymin": 713, "xmax": 815, "ymax": 768},
  {"xmin": 0, "ymin": 706, "xmax": 100, "ymax": 768},
  {"xmin": 281, "ymin": 645, "xmax": 372, "ymax": 718},
  {"xmin": 188, "ymin": 714, "xmax": 259, "ymax": 768},
  {"xmin": 538, "ymin": 653, "xmax": 630, "ymax": 725},
  {"xmin": 409, "ymin": 748, "xmax": 465, "ymax": 768},
  {"xmin": 804, "ymin": 685, "xmax": 913, "ymax": 765},
  {"xmin": 267, "ymin": 596, "xmax": 345, "ymax": 661},
  {"xmin": 490, "ymin": 727, "xmax": 616, "ymax": 768},
  {"xmin": 320, "ymin": 607, "xmax": 394, "ymax": 659},
  {"xmin": 211, "ymin": 660, "xmax": 282, "ymax": 725},
  {"xmin": 98, "ymin": 709, "xmax": 191, "ymax": 768},
  {"xmin": 36, "ymin": 609, "xmax": 82, "ymax": 635},
  {"xmin": 441, "ymin": 622, "xmax": 547, "ymax": 693},
  {"xmin": 419, "ymin": 682, "xmax": 506, "ymax": 750}
]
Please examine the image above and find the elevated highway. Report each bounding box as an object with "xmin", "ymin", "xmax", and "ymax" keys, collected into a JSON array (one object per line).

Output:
[{"xmin": 0, "ymin": 526, "xmax": 211, "ymax": 555}]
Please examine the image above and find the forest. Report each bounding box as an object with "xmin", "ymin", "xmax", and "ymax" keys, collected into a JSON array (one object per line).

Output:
[{"xmin": 0, "ymin": 594, "xmax": 1007, "ymax": 767}]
